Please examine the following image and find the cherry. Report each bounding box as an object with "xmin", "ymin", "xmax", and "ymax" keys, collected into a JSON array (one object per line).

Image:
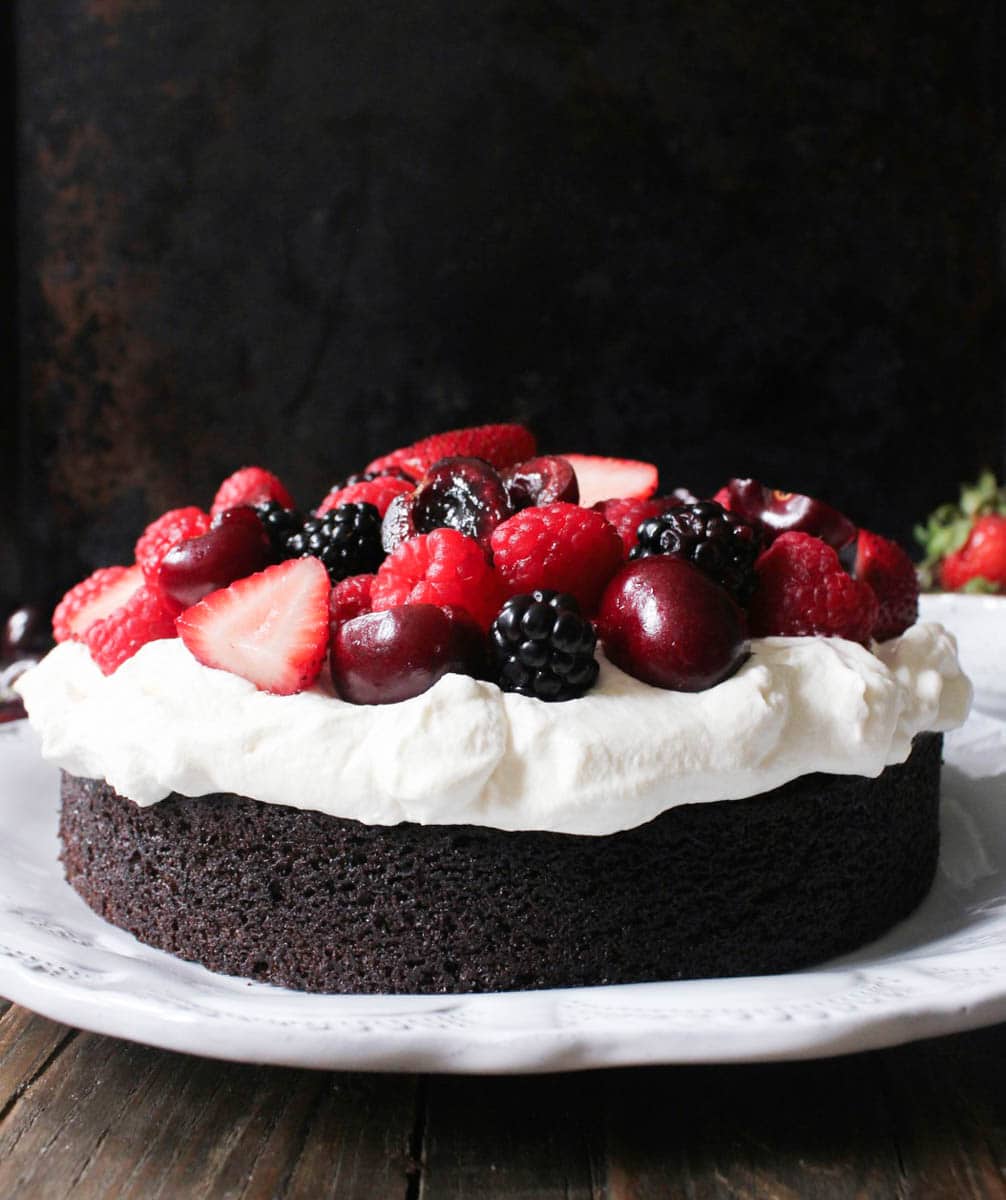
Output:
[
  {"xmin": 157, "ymin": 507, "xmax": 274, "ymax": 611},
  {"xmin": 720, "ymin": 479, "xmax": 855, "ymax": 550},
  {"xmin": 502, "ymin": 456, "xmax": 580, "ymax": 508},
  {"xmin": 411, "ymin": 457, "xmax": 513, "ymax": 549},
  {"xmin": 381, "ymin": 490, "xmax": 418, "ymax": 553},
  {"xmin": 331, "ymin": 603, "xmax": 487, "ymax": 705},
  {"xmin": 596, "ymin": 557, "xmax": 747, "ymax": 692},
  {"xmin": 3, "ymin": 605, "xmax": 51, "ymax": 660}
]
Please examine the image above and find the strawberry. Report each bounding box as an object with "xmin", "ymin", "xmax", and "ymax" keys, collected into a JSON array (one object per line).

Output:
[
  {"xmin": 210, "ymin": 467, "xmax": 294, "ymax": 518},
  {"xmin": 557, "ymin": 454, "xmax": 659, "ymax": 508},
  {"xmin": 365, "ymin": 423, "xmax": 536, "ymax": 478},
  {"xmin": 371, "ymin": 528, "xmax": 503, "ymax": 630},
  {"xmin": 915, "ymin": 471, "xmax": 1006, "ymax": 592},
  {"xmin": 177, "ymin": 557, "xmax": 330, "ymax": 694},
  {"xmin": 135, "ymin": 507, "xmax": 212, "ymax": 584},
  {"xmin": 941, "ymin": 515, "xmax": 1006, "ymax": 592},
  {"xmin": 592, "ymin": 496, "xmax": 683, "ymax": 556},
  {"xmin": 490, "ymin": 502, "xmax": 624, "ymax": 614},
  {"xmin": 853, "ymin": 530, "xmax": 919, "ymax": 640},
  {"xmin": 52, "ymin": 564, "xmax": 145, "ymax": 643},
  {"xmin": 316, "ymin": 474, "xmax": 414, "ymax": 518},
  {"xmin": 329, "ymin": 573, "xmax": 375, "ymax": 629},
  {"xmin": 84, "ymin": 585, "xmax": 179, "ymax": 674},
  {"xmin": 748, "ymin": 532, "xmax": 878, "ymax": 644}
]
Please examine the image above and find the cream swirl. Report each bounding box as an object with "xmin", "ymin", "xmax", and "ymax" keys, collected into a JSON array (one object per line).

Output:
[{"xmin": 16, "ymin": 623, "xmax": 970, "ymax": 835}]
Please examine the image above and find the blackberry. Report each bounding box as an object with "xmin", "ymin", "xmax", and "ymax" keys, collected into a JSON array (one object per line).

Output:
[
  {"xmin": 490, "ymin": 590, "xmax": 599, "ymax": 701},
  {"xmin": 284, "ymin": 502, "xmax": 385, "ymax": 582},
  {"xmin": 255, "ymin": 501, "xmax": 304, "ymax": 557},
  {"xmin": 631, "ymin": 500, "xmax": 760, "ymax": 603}
]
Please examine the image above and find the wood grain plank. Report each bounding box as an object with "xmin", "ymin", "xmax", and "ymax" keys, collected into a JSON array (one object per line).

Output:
[
  {"xmin": 0, "ymin": 1009, "xmax": 419, "ymax": 1200},
  {"xmin": 603, "ymin": 1054, "xmax": 905, "ymax": 1200},
  {"xmin": 0, "ymin": 1006, "xmax": 77, "ymax": 1123},
  {"xmin": 878, "ymin": 1025, "xmax": 1006, "ymax": 1200},
  {"xmin": 418, "ymin": 1074, "xmax": 604, "ymax": 1199}
]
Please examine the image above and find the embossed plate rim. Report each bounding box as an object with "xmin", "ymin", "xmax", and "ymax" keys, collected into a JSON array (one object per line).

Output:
[{"xmin": 1, "ymin": 714, "xmax": 1005, "ymax": 1073}]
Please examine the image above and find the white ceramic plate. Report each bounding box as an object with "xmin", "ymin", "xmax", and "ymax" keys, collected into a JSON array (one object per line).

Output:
[{"xmin": 1, "ymin": 712, "xmax": 1005, "ymax": 1074}]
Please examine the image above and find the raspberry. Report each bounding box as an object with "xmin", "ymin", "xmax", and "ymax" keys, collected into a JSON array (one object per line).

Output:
[
  {"xmin": 135, "ymin": 507, "xmax": 211, "ymax": 584},
  {"xmin": 52, "ymin": 564, "xmax": 144, "ymax": 643},
  {"xmin": 371, "ymin": 528, "xmax": 502, "ymax": 630},
  {"xmin": 84, "ymin": 585, "xmax": 179, "ymax": 675},
  {"xmin": 210, "ymin": 467, "xmax": 294, "ymax": 518},
  {"xmin": 592, "ymin": 497, "xmax": 676, "ymax": 556},
  {"xmin": 490, "ymin": 502, "xmax": 623, "ymax": 615},
  {"xmin": 748, "ymin": 532, "xmax": 879, "ymax": 644},
  {"xmin": 316, "ymin": 474, "xmax": 414, "ymax": 517},
  {"xmin": 329, "ymin": 573, "xmax": 375, "ymax": 629},
  {"xmin": 853, "ymin": 529, "xmax": 919, "ymax": 640}
]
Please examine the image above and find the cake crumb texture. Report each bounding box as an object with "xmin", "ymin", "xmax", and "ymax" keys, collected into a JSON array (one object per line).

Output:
[{"xmin": 59, "ymin": 734, "xmax": 942, "ymax": 994}]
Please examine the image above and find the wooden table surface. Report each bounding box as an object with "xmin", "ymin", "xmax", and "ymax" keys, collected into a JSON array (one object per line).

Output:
[{"xmin": 1, "ymin": 1000, "xmax": 1003, "ymax": 1199}]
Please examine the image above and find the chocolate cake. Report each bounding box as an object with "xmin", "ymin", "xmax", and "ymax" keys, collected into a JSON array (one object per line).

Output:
[{"xmin": 59, "ymin": 733, "xmax": 942, "ymax": 994}]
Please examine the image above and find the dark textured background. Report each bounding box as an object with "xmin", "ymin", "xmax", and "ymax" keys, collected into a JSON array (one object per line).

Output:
[{"xmin": 7, "ymin": 0, "xmax": 1005, "ymax": 611}]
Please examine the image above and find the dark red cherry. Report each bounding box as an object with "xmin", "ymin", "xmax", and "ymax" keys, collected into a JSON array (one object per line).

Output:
[
  {"xmin": 502, "ymin": 456, "xmax": 580, "ymax": 509},
  {"xmin": 381, "ymin": 490, "xmax": 418, "ymax": 554},
  {"xmin": 411, "ymin": 457, "xmax": 513, "ymax": 549},
  {"xmin": 331, "ymin": 603, "xmax": 487, "ymax": 705},
  {"xmin": 596, "ymin": 557, "xmax": 747, "ymax": 692},
  {"xmin": 720, "ymin": 479, "xmax": 855, "ymax": 549},
  {"xmin": 3, "ymin": 605, "xmax": 51, "ymax": 660},
  {"xmin": 158, "ymin": 508, "xmax": 273, "ymax": 610}
]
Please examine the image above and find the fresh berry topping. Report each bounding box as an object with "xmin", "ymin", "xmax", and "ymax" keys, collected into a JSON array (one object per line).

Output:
[
  {"xmin": 853, "ymin": 530, "xmax": 919, "ymax": 640},
  {"xmin": 556, "ymin": 454, "xmax": 659, "ymax": 508},
  {"xmin": 490, "ymin": 590, "xmax": 598, "ymax": 701},
  {"xmin": 715, "ymin": 479, "xmax": 856, "ymax": 550},
  {"xmin": 502, "ymin": 456, "xmax": 579, "ymax": 509},
  {"xmin": 84, "ymin": 585, "xmax": 179, "ymax": 675},
  {"xmin": 630, "ymin": 500, "xmax": 761, "ymax": 604},
  {"xmin": 748, "ymin": 532, "xmax": 879, "ymax": 643},
  {"xmin": 366, "ymin": 422, "xmax": 536, "ymax": 478},
  {"xmin": 316, "ymin": 474, "xmax": 415, "ymax": 518},
  {"xmin": 336, "ymin": 466, "xmax": 416, "ymax": 488},
  {"xmin": 134, "ymin": 507, "xmax": 211, "ymax": 583},
  {"xmin": 52, "ymin": 565, "xmax": 145, "ymax": 643},
  {"xmin": 381, "ymin": 490, "xmax": 418, "ymax": 554},
  {"xmin": 177, "ymin": 557, "xmax": 331, "ymax": 695},
  {"xmin": 331, "ymin": 603, "xmax": 486, "ymax": 705},
  {"xmin": 210, "ymin": 467, "xmax": 294, "ymax": 518},
  {"xmin": 329, "ymin": 573, "xmax": 375, "ymax": 629},
  {"xmin": 597, "ymin": 557, "xmax": 748, "ymax": 692},
  {"xmin": 284, "ymin": 503, "xmax": 385, "ymax": 582},
  {"xmin": 592, "ymin": 496, "xmax": 683, "ymax": 556},
  {"xmin": 940, "ymin": 515, "xmax": 1006, "ymax": 593},
  {"xmin": 254, "ymin": 500, "xmax": 305, "ymax": 557},
  {"xmin": 371, "ymin": 528, "xmax": 503, "ymax": 630},
  {"xmin": 156, "ymin": 507, "xmax": 274, "ymax": 611},
  {"xmin": 411, "ymin": 457, "xmax": 513, "ymax": 548},
  {"xmin": 489, "ymin": 502, "xmax": 624, "ymax": 615},
  {"xmin": 915, "ymin": 472, "xmax": 1006, "ymax": 592}
]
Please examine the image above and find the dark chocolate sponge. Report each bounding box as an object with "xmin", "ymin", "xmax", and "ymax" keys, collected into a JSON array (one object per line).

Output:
[{"xmin": 59, "ymin": 733, "xmax": 942, "ymax": 994}]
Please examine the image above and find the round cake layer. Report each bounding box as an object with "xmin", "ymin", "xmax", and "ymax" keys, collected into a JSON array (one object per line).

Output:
[{"xmin": 60, "ymin": 733, "xmax": 942, "ymax": 994}]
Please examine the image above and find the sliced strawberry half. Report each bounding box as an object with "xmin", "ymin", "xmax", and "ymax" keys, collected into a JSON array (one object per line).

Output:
[
  {"xmin": 52, "ymin": 565, "xmax": 145, "ymax": 643},
  {"xmin": 558, "ymin": 454, "xmax": 659, "ymax": 508},
  {"xmin": 177, "ymin": 557, "xmax": 331, "ymax": 694},
  {"xmin": 210, "ymin": 466, "xmax": 294, "ymax": 518},
  {"xmin": 853, "ymin": 529, "xmax": 919, "ymax": 640},
  {"xmin": 365, "ymin": 423, "xmax": 536, "ymax": 478}
]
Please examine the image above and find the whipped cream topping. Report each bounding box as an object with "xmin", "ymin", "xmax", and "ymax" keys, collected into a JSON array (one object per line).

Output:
[{"xmin": 17, "ymin": 624, "xmax": 970, "ymax": 835}]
